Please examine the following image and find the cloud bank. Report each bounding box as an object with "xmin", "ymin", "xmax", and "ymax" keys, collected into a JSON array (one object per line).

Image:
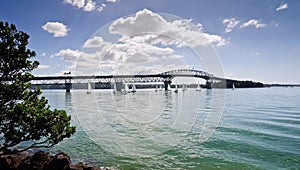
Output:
[{"xmin": 53, "ymin": 9, "xmax": 225, "ymax": 75}]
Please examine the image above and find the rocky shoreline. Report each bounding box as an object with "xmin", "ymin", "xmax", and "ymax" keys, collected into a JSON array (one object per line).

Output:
[{"xmin": 0, "ymin": 150, "xmax": 109, "ymax": 170}]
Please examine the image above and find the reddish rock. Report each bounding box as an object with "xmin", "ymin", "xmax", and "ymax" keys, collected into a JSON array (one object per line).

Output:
[
  {"xmin": 45, "ymin": 152, "xmax": 72, "ymax": 170},
  {"xmin": 0, "ymin": 150, "xmax": 105, "ymax": 170},
  {"xmin": 69, "ymin": 162, "xmax": 102, "ymax": 170},
  {"xmin": 0, "ymin": 155, "xmax": 20, "ymax": 169},
  {"xmin": 24, "ymin": 151, "xmax": 51, "ymax": 169}
]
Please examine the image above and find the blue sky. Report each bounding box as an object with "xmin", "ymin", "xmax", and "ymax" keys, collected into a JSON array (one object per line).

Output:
[{"xmin": 1, "ymin": 0, "xmax": 299, "ymax": 83}]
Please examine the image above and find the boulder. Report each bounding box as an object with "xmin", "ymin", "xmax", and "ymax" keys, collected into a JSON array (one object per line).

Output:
[
  {"xmin": 0, "ymin": 155, "xmax": 20, "ymax": 169},
  {"xmin": 0, "ymin": 150, "xmax": 105, "ymax": 170},
  {"xmin": 45, "ymin": 152, "xmax": 72, "ymax": 170}
]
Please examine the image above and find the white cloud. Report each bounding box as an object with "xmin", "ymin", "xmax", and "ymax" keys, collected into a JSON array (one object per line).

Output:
[
  {"xmin": 97, "ymin": 4, "xmax": 106, "ymax": 12},
  {"xmin": 63, "ymin": 0, "xmax": 114, "ymax": 12},
  {"xmin": 240, "ymin": 19, "xmax": 266, "ymax": 29},
  {"xmin": 83, "ymin": 0, "xmax": 96, "ymax": 12},
  {"xmin": 40, "ymin": 53, "xmax": 46, "ymax": 57},
  {"xmin": 203, "ymin": 33, "xmax": 228, "ymax": 46},
  {"xmin": 276, "ymin": 3, "xmax": 288, "ymax": 11},
  {"xmin": 83, "ymin": 36, "xmax": 107, "ymax": 48},
  {"xmin": 42, "ymin": 22, "xmax": 69, "ymax": 37},
  {"xmin": 64, "ymin": 0, "xmax": 94, "ymax": 11},
  {"xmin": 52, "ymin": 48, "xmax": 83, "ymax": 62},
  {"xmin": 223, "ymin": 18, "xmax": 240, "ymax": 33},
  {"xmin": 54, "ymin": 38, "xmax": 186, "ymax": 75},
  {"xmin": 38, "ymin": 65, "xmax": 50, "ymax": 69},
  {"xmin": 54, "ymin": 9, "xmax": 223, "ymax": 75},
  {"xmin": 162, "ymin": 54, "xmax": 183, "ymax": 60},
  {"xmin": 109, "ymin": 9, "xmax": 227, "ymax": 47},
  {"xmin": 98, "ymin": 40, "xmax": 176, "ymax": 67},
  {"xmin": 109, "ymin": 9, "xmax": 167, "ymax": 36},
  {"xmin": 64, "ymin": 0, "xmax": 85, "ymax": 8}
]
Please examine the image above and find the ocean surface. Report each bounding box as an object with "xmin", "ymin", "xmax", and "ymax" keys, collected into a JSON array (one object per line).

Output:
[{"xmin": 43, "ymin": 87, "xmax": 300, "ymax": 170}]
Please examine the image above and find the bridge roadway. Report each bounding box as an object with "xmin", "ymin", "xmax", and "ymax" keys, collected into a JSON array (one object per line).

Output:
[
  {"xmin": 33, "ymin": 69, "xmax": 215, "ymax": 81},
  {"xmin": 31, "ymin": 69, "xmax": 224, "ymax": 92}
]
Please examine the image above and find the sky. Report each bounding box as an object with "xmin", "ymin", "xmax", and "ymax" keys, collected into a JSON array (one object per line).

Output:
[{"xmin": 0, "ymin": 0, "xmax": 299, "ymax": 84}]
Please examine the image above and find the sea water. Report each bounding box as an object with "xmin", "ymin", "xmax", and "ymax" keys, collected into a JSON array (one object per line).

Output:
[{"xmin": 43, "ymin": 87, "xmax": 300, "ymax": 169}]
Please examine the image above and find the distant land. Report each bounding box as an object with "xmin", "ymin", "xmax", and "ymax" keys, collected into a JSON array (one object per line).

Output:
[{"xmin": 265, "ymin": 84, "xmax": 300, "ymax": 87}]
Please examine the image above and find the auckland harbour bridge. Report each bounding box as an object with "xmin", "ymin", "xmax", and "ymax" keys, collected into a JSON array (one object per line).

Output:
[{"xmin": 31, "ymin": 69, "xmax": 241, "ymax": 92}]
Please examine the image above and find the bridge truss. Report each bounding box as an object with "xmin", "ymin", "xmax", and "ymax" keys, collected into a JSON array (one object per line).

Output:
[{"xmin": 31, "ymin": 69, "xmax": 214, "ymax": 84}]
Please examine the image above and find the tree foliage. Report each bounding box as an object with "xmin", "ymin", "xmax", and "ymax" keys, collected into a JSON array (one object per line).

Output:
[{"xmin": 0, "ymin": 21, "xmax": 76, "ymax": 153}]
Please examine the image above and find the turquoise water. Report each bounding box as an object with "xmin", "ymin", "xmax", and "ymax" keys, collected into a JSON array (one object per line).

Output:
[{"xmin": 43, "ymin": 87, "xmax": 300, "ymax": 169}]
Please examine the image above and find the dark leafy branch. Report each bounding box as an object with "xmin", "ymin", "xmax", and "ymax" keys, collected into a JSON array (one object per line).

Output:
[{"xmin": 0, "ymin": 21, "xmax": 76, "ymax": 154}]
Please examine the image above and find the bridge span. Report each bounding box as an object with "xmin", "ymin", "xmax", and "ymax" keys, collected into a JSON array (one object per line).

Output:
[{"xmin": 32, "ymin": 69, "xmax": 225, "ymax": 92}]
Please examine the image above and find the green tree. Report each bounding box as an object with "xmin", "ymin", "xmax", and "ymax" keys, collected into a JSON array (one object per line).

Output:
[{"xmin": 0, "ymin": 21, "xmax": 76, "ymax": 153}]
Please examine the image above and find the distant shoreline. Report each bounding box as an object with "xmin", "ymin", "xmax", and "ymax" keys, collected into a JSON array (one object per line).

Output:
[{"xmin": 264, "ymin": 84, "xmax": 300, "ymax": 87}]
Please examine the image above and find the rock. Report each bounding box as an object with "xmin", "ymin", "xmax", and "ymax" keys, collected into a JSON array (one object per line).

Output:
[
  {"xmin": 69, "ymin": 162, "xmax": 102, "ymax": 170},
  {"xmin": 45, "ymin": 152, "xmax": 72, "ymax": 170},
  {"xmin": 19, "ymin": 151, "xmax": 51, "ymax": 169},
  {"xmin": 0, "ymin": 150, "xmax": 104, "ymax": 170},
  {"xmin": 0, "ymin": 155, "xmax": 20, "ymax": 169}
]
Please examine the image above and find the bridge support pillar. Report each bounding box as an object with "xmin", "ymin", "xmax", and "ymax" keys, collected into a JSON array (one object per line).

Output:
[
  {"xmin": 65, "ymin": 79, "xmax": 72, "ymax": 92},
  {"xmin": 164, "ymin": 80, "xmax": 171, "ymax": 91},
  {"xmin": 206, "ymin": 79, "xmax": 212, "ymax": 89},
  {"xmin": 115, "ymin": 82, "xmax": 122, "ymax": 92}
]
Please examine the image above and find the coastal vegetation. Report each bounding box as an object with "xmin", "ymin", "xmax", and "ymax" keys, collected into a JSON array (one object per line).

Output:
[{"xmin": 0, "ymin": 21, "xmax": 76, "ymax": 153}]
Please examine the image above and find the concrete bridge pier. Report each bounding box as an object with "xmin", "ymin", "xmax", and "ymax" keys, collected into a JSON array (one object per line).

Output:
[
  {"xmin": 65, "ymin": 79, "xmax": 72, "ymax": 92},
  {"xmin": 164, "ymin": 80, "xmax": 172, "ymax": 91},
  {"xmin": 206, "ymin": 79, "xmax": 212, "ymax": 89},
  {"xmin": 115, "ymin": 82, "xmax": 123, "ymax": 92}
]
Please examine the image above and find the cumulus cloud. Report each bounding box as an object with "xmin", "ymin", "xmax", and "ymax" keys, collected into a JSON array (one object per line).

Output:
[
  {"xmin": 64, "ymin": 0, "xmax": 85, "ymax": 8},
  {"xmin": 52, "ymin": 48, "xmax": 83, "ymax": 62},
  {"xmin": 203, "ymin": 33, "xmax": 228, "ymax": 46},
  {"xmin": 223, "ymin": 18, "xmax": 240, "ymax": 33},
  {"xmin": 63, "ymin": 0, "xmax": 115, "ymax": 12},
  {"xmin": 240, "ymin": 19, "xmax": 266, "ymax": 29},
  {"xmin": 276, "ymin": 3, "xmax": 288, "ymax": 11},
  {"xmin": 109, "ymin": 9, "xmax": 227, "ymax": 47},
  {"xmin": 83, "ymin": 36, "xmax": 108, "ymax": 48},
  {"xmin": 42, "ymin": 22, "xmax": 69, "ymax": 37},
  {"xmin": 109, "ymin": 9, "xmax": 168, "ymax": 36},
  {"xmin": 54, "ymin": 9, "xmax": 223, "ymax": 75},
  {"xmin": 97, "ymin": 4, "xmax": 106, "ymax": 12},
  {"xmin": 40, "ymin": 53, "xmax": 46, "ymax": 57},
  {"xmin": 83, "ymin": 0, "xmax": 96, "ymax": 12},
  {"xmin": 55, "ymin": 38, "xmax": 185, "ymax": 75}
]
